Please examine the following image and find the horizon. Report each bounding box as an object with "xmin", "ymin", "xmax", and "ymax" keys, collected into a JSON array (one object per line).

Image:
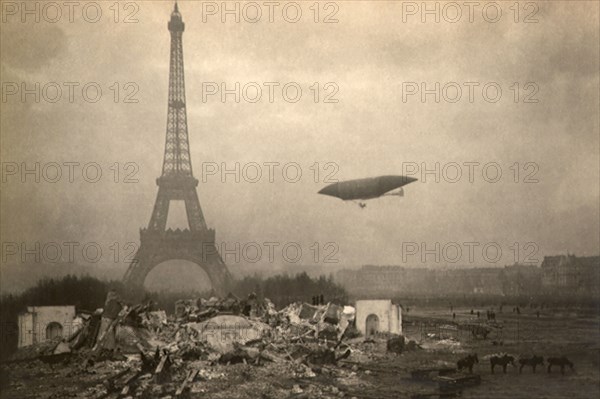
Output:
[{"xmin": 1, "ymin": 1, "xmax": 599, "ymax": 289}]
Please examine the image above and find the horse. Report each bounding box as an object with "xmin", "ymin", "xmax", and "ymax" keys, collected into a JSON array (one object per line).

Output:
[
  {"xmin": 547, "ymin": 357, "xmax": 574, "ymax": 374},
  {"xmin": 457, "ymin": 354, "xmax": 479, "ymax": 373},
  {"xmin": 490, "ymin": 354, "xmax": 515, "ymax": 374},
  {"xmin": 518, "ymin": 355, "xmax": 544, "ymax": 373}
]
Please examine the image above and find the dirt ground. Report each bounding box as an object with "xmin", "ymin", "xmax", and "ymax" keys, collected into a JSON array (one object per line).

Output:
[
  {"xmin": 398, "ymin": 306, "xmax": 600, "ymax": 399},
  {"xmin": 1, "ymin": 306, "xmax": 598, "ymax": 399}
]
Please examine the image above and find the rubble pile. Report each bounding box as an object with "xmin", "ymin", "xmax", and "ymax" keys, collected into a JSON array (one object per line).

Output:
[
  {"xmin": 4, "ymin": 292, "xmax": 371, "ymax": 398},
  {"xmin": 1, "ymin": 295, "xmax": 527, "ymax": 399}
]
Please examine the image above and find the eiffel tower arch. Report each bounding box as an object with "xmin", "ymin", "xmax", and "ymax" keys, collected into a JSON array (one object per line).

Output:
[{"xmin": 123, "ymin": 3, "xmax": 232, "ymax": 294}]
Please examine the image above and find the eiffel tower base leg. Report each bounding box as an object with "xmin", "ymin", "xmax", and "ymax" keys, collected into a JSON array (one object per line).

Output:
[{"xmin": 123, "ymin": 242, "xmax": 232, "ymax": 296}]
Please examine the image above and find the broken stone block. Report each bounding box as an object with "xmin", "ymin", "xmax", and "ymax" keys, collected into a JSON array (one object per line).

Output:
[
  {"xmin": 299, "ymin": 303, "xmax": 319, "ymax": 320},
  {"xmin": 323, "ymin": 303, "xmax": 341, "ymax": 324},
  {"xmin": 292, "ymin": 384, "xmax": 303, "ymax": 394}
]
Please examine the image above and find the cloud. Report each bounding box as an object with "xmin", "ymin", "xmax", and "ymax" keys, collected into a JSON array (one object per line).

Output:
[
  {"xmin": 0, "ymin": 24, "xmax": 68, "ymax": 72},
  {"xmin": 1, "ymin": 1, "xmax": 598, "ymax": 277}
]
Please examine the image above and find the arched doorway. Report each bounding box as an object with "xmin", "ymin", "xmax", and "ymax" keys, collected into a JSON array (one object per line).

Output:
[
  {"xmin": 46, "ymin": 322, "xmax": 63, "ymax": 340},
  {"xmin": 365, "ymin": 314, "xmax": 379, "ymax": 336},
  {"xmin": 144, "ymin": 259, "xmax": 213, "ymax": 293},
  {"xmin": 123, "ymin": 242, "xmax": 232, "ymax": 296}
]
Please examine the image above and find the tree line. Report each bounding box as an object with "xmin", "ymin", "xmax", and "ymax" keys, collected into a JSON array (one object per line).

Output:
[{"xmin": 0, "ymin": 272, "xmax": 347, "ymax": 359}]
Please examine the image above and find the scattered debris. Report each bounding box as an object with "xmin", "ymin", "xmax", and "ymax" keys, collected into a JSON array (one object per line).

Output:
[{"xmin": 5, "ymin": 292, "xmax": 374, "ymax": 398}]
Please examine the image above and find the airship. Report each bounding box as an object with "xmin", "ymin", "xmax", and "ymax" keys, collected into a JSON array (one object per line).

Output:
[{"xmin": 318, "ymin": 175, "xmax": 417, "ymax": 208}]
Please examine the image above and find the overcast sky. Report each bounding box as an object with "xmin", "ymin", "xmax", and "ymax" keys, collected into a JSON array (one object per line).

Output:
[{"xmin": 1, "ymin": 0, "xmax": 599, "ymax": 276}]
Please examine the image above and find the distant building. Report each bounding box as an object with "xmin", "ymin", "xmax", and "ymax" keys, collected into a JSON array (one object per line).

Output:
[
  {"xmin": 18, "ymin": 306, "xmax": 77, "ymax": 348},
  {"xmin": 355, "ymin": 299, "xmax": 402, "ymax": 337},
  {"xmin": 499, "ymin": 264, "xmax": 542, "ymax": 296},
  {"xmin": 336, "ymin": 265, "xmax": 504, "ymax": 297},
  {"xmin": 541, "ymin": 255, "xmax": 600, "ymax": 295}
]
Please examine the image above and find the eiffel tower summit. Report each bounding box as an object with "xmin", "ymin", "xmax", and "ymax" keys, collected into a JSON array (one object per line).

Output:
[{"xmin": 123, "ymin": 3, "xmax": 232, "ymax": 293}]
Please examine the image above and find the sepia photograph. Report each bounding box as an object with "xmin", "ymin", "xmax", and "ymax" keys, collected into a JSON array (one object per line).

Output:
[{"xmin": 0, "ymin": 0, "xmax": 599, "ymax": 398}]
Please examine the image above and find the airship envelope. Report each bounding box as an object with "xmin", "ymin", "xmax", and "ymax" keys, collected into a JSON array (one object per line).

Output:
[{"xmin": 318, "ymin": 175, "xmax": 418, "ymax": 201}]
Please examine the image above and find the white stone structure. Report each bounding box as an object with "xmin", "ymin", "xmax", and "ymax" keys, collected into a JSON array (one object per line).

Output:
[
  {"xmin": 355, "ymin": 299, "xmax": 402, "ymax": 337},
  {"xmin": 18, "ymin": 306, "xmax": 77, "ymax": 347}
]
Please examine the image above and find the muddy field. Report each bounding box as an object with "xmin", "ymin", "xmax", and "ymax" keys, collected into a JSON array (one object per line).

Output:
[
  {"xmin": 1, "ymin": 306, "xmax": 598, "ymax": 399},
  {"xmin": 398, "ymin": 306, "xmax": 600, "ymax": 398}
]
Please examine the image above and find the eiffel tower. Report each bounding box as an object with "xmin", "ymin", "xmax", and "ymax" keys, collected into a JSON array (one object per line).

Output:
[{"xmin": 123, "ymin": 3, "xmax": 231, "ymax": 293}]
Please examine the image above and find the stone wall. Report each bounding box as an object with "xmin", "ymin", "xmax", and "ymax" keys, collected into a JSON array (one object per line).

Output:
[
  {"xmin": 18, "ymin": 306, "xmax": 77, "ymax": 347},
  {"xmin": 355, "ymin": 299, "xmax": 401, "ymax": 336}
]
